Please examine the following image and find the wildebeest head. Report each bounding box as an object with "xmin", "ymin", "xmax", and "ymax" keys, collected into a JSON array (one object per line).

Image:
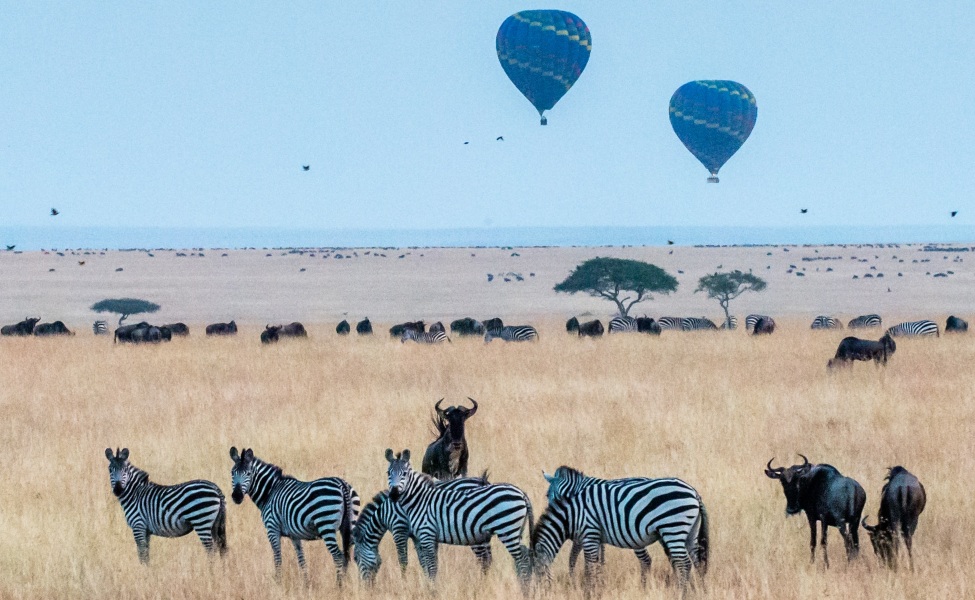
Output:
[
  {"xmin": 261, "ymin": 325, "xmax": 281, "ymax": 344},
  {"xmin": 861, "ymin": 516, "xmax": 896, "ymax": 567},
  {"xmin": 765, "ymin": 455, "xmax": 812, "ymax": 515},
  {"xmin": 435, "ymin": 397, "xmax": 478, "ymax": 444},
  {"xmin": 880, "ymin": 333, "xmax": 896, "ymax": 354},
  {"xmin": 229, "ymin": 447, "xmax": 255, "ymax": 504},
  {"xmin": 105, "ymin": 447, "xmax": 131, "ymax": 497},
  {"xmin": 227, "ymin": 320, "xmax": 237, "ymax": 333},
  {"xmin": 385, "ymin": 448, "xmax": 412, "ymax": 501}
]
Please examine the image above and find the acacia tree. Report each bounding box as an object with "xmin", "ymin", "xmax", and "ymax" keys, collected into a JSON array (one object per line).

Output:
[
  {"xmin": 554, "ymin": 257, "xmax": 678, "ymax": 317},
  {"xmin": 90, "ymin": 298, "xmax": 161, "ymax": 325},
  {"xmin": 695, "ymin": 270, "xmax": 767, "ymax": 329}
]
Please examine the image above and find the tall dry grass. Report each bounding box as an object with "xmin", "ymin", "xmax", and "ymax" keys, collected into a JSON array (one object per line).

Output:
[{"xmin": 0, "ymin": 321, "xmax": 970, "ymax": 599}]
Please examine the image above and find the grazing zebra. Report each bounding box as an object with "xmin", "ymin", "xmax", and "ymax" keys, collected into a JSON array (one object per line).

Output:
[
  {"xmin": 352, "ymin": 475, "xmax": 493, "ymax": 583},
  {"xmin": 745, "ymin": 314, "xmax": 772, "ymax": 330},
  {"xmin": 105, "ymin": 448, "xmax": 226, "ymax": 564},
  {"xmin": 720, "ymin": 316, "xmax": 738, "ymax": 330},
  {"xmin": 401, "ymin": 328, "xmax": 450, "ymax": 344},
  {"xmin": 811, "ymin": 316, "xmax": 843, "ymax": 330},
  {"xmin": 384, "ymin": 449, "xmax": 533, "ymax": 584},
  {"xmin": 229, "ymin": 447, "xmax": 359, "ymax": 581},
  {"xmin": 848, "ymin": 314, "xmax": 882, "ymax": 329},
  {"xmin": 93, "ymin": 320, "xmax": 109, "ymax": 335},
  {"xmin": 532, "ymin": 476, "xmax": 708, "ymax": 592},
  {"xmin": 608, "ymin": 316, "xmax": 638, "ymax": 333},
  {"xmin": 484, "ymin": 325, "xmax": 538, "ymax": 343},
  {"xmin": 657, "ymin": 316, "xmax": 684, "ymax": 331},
  {"xmin": 885, "ymin": 320, "xmax": 940, "ymax": 338},
  {"xmin": 682, "ymin": 317, "xmax": 718, "ymax": 331}
]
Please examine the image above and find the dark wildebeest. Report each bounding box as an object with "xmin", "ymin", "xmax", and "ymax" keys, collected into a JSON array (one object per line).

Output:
[
  {"xmin": 566, "ymin": 316, "xmax": 580, "ymax": 333},
  {"xmin": 827, "ymin": 334, "xmax": 896, "ymax": 368},
  {"xmin": 389, "ymin": 321, "xmax": 424, "ymax": 338},
  {"xmin": 765, "ymin": 455, "xmax": 866, "ymax": 567},
  {"xmin": 752, "ymin": 317, "xmax": 775, "ymax": 335},
  {"xmin": 481, "ymin": 317, "xmax": 503, "ymax": 333},
  {"xmin": 428, "ymin": 321, "xmax": 446, "ymax": 334},
  {"xmin": 577, "ymin": 319, "xmax": 604, "ymax": 337},
  {"xmin": 279, "ymin": 322, "xmax": 307, "ymax": 337},
  {"xmin": 261, "ymin": 325, "xmax": 281, "ymax": 344},
  {"xmin": 356, "ymin": 318, "xmax": 373, "ymax": 335},
  {"xmin": 450, "ymin": 317, "xmax": 485, "ymax": 336},
  {"xmin": 945, "ymin": 315, "xmax": 968, "ymax": 333},
  {"xmin": 162, "ymin": 323, "xmax": 189, "ymax": 336},
  {"xmin": 127, "ymin": 325, "xmax": 162, "ymax": 344},
  {"xmin": 422, "ymin": 398, "xmax": 478, "ymax": 480},
  {"xmin": 336, "ymin": 320, "xmax": 351, "ymax": 335},
  {"xmin": 158, "ymin": 326, "xmax": 172, "ymax": 342},
  {"xmin": 115, "ymin": 322, "xmax": 149, "ymax": 343},
  {"xmin": 862, "ymin": 466, "xmax": 926, "ymax": 570},
  {"xmin": 33, "ymin": 321, "xmax": 73, "ymax": 336},
  {"xmin": 206, "ymin": 321, "xmax": 237, "ymax": 336},
  {"xmin": 636, "ymin": 317, "xmax": 662, "ymax": 335},
  {"xmin": 1, "ymin": 317, "xmax": 40, "ymax": 336}
]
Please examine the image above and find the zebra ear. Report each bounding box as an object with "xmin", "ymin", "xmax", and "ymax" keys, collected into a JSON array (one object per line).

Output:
[
  {"xmin": 385, "ymin": 449, "xmax": 395, "ymax": 462},
  {"xmin": 105, "ymin": 448, "xmax": 114, "ymax": 461},
  {"xmin": 230, "ymin": 447, "xmax": 240, "ymax": 462},
  {"xmin": 402, "ymin": 449, "xmax": 411, "ymax": 462},
  {"xmin": 242, "ymin": 448, "xmax": 253, "ymax": 461},
  {"xmin": 543, "ymin": 471, "xmax": 555, "ymax": 483},
  {"xmin": 119, "ymin": 448, "xmax": 129, "ymax": 461}
]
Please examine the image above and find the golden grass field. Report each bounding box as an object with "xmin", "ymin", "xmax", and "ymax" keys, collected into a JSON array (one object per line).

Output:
[{"xmin": 1, "ymin": 244, "xmax": 973, "ymax": 599}]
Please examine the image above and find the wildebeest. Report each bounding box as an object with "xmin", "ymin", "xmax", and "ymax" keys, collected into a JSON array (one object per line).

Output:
[
  {"xmin": 389, "ymin": 321, "xmax": 424, "ymax": 338},
  {"xmin": 481, "ymin": 317, "xmax": 503, "ymax": 332},
  {"xmin": 422, "ymin": 397, "xmax": 477, "ymax": 480},
  {"xmin": 765, "ymin": 455, "xmax": 866, "ymax": 566},
  {"xmin": 261, "ymin": 325, "xmax": 281, "ymax": 344},
  {"xmin": 356, "ymin": 318, "xmax": 373, "ymax": 335},
  {"xmin": 206, "ymin": 321, "xmax": 237, "ymax": 336},
  {"xmin": 33, "ymin": 321, "xmax": 73, "ymax": 336},
  {"xmin": 752, "ymin": 316, "xmax": 775, "ymax": 335},
  {"xmin": 565, "ymin": 316, "xmax": 580, "ymax": 333},
  {"xmin": 635, "ymin": 317, "xmax": 662, "ymax": 335},
  {"xmin": 862, "ymin": 466, "xmax": 926, "ymax": 570},
  {"xmin": 827, "ymin": 334, "xmax": 895, "ymax": 368},
  {"xmin": 450, "ymin": 317, "xmax": 485, "ymax": 337},
  {"xmin": 279, "ymin": 322, "xmax": 307, "ymax": 337},
  {"xmin": 336, "ymin": 320, "xmax": 351, "ymax": 335},
  {"xmin": 577, "ymin": 319, "xmax": 603, "ymax": 337},
  {"xmin": 945, "ymin": 315, "xmax": 968, "ymax": 333},
  {"xmin": 158, "ymin": 326, "xmax": 172, "ymax": 342},
  {"xmin": 162, "ymin": 323, "xmax": 189, "ymax": 336},
  {"xmin": 1, "ymin": 317, "xmax": 40, "ymax": 336}
]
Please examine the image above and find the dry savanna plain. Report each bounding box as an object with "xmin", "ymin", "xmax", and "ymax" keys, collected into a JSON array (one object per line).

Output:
[{"xmin": 1, "ymin": 243, "xmax": 974, "ymax": 599}]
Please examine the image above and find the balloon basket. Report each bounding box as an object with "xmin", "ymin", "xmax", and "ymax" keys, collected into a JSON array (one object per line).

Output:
[
  {"xmin": 540, "ymin": 116, "xmax": 548, "ymax": 126},
  {"xmin": 707, "ymin": 176, "xmax": 719, "ymax": 183}
]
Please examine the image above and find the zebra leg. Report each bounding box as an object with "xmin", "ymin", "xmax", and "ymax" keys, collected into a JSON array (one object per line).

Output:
[
  {"xmin": 581, "ymin": 536, "xmax": 602, "ymax": 598},
  {"xmin": 133, "ymin": 529, "xmax": 150, "ymax": 565},
  {"xmin": 321, "ymin": 530, "xmax": 347, "ymax": 584},
  {"xmin": 635, "ymin": 548, "xmax": 652, "ymax": 587},
  {"xmin": 291, "ymin": 538, "xmax": 307, "ymax": 572},
  {"xmin": 661, "ymin": 535, "xmax": 692, "ymax": 592},
  {"xmin": 393, "ymin": 529, "xmax": 410, "ymax": 574},
  {"xmin": 568, "ymin": 540, "xmax": 581, "ymax": 576},
  {"xmin": 496, "ymin": 529, "xmax": 531, "ymax": 584},
  {"xmin": 414, "ymin": 534, "xmax": 439, "ymax": 580},
  {"xmin": 472, "ymin": 543, "xmax": 492, "ymax": 574},
  {"xmin": 266, "ymin": 529, "xmax": 283, "ymax": 577}
]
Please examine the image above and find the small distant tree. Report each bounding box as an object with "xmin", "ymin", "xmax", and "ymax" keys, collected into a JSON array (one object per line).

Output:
[
  {"xmin": 90, "ymin": 298, "xmax": 160, "ymax": 325},
  {"xmin": 554, "ymin": 257, "xmax": 678, "ymax": 317},
  {"xmin": 695, "ymin": 270, "xmax": 767, "ymax": 329}
]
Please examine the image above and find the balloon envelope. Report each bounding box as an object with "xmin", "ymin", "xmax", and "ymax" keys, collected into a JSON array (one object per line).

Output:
[
  {"xmin": 496, "ymin": 10, "xmax": 592, "ymax": 125},
  {"xmin": 669, "ymin": 81, "xmax": 757, "ymax": 181}
]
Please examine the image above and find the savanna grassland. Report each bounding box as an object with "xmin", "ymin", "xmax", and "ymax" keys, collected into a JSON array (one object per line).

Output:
[{"xmin": 0, "ymin": 321, "xmax": 971, "ymax": 600}]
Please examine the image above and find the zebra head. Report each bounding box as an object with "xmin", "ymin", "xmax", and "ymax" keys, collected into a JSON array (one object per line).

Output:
[
  {"xmin": 385, "ymin": 449, "xmax": 412, "ymax": 501},
  {"xmin": 105, "ymin": 447, "xmax": 131, "ymax": 497},
  {"xmin": 542, "ymin": 465, "xmax": 585, "ymax": 502},
  {"xmin": 351, "ymin": 498, "xmax": 385, "ymax": 583},
  {"xmin": 229, "ymin": 447, "xmax": 255, "ymax": 504}
]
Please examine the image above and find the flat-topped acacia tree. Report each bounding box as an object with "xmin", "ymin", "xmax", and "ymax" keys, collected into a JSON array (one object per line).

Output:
[
  {"xmin": 554, "ymin": 257, "xmax": 679, "ymax": 317},
  {"xmin": 695, "ymin": 270, "xmax": 767, "ymax": 329},
  {"xmin": 90, "ymin": 298, "xmax": 161, "ymax": 326}
]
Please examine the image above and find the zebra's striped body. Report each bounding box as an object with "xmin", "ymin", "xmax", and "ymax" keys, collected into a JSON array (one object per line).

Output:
[
  {"xmin": 105, "ymin": 448, "xmax": 226, "ymax": 564},
  {"xmin": 608, "ymin": 316, "xmax": 638, "ymax": 333},
  {"xmin": 848, "ymin": 314, "xmax": 882, "ymax": 329},
  {"xmin": 484, "ymin": 325, "xmax": 538, "ymax": 343},
  {"xmin": 401, "ymin": 329, "xmax": 450, "ymax": 344},
  {"xmin": 720, "ymin": 316, "xmax": 738, "ymax": 330},
  {"xmin": 93, "ymin": 320, "xmax": 109, "ymax": 335},
  {"xmin": 352, "ymin": 476, "xmax": 493, "ymax": 582},
  {"xmin": 745, "ymin": 314, "xmax": 772, "ymax": 330},
  {"xmin": 657, "ymin": 317, "xmax": 684, "ymax": 331},
  {"xmin": 229, "ymin": 448, "xmax": 359, "ymax": 580},
  {"xmin": 682, "ymin": 317, "xmax": 718, "ymax": 331},
  {"xmin": 811, "ymin": 316, "xmax": 843, "ymax": 330},
  {"xmin": 885, "ymin": 320, "xmax": 940, "ymax": 338},
  {"xmin": 532, "ymin": 476, "xmax": 708, "ymax": 591},
  {"xmin": 385, "ymin": 449, "xmax": 532, "ymax": 583}
]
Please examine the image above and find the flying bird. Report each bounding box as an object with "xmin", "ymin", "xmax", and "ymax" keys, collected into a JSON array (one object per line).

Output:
[
  {"xmin": 800, "ymin": 208, "xmax": 808, "ymax": 214},
  {"xmin": 50, "ymin": 208, "xmax": 59, "ymax": 216},
  {"xmin": 667, "ymin": 240, "xmax": 674, "ymax": 245},
  {"xmin": 5, "ymin": 245, "xmax": 14, "ymax": 251},
  {"xmin": 463, "ymin": 141, "xmax": 469, "ymax": 145},
  {"xmin": 302, "ymin": 165, "xmax": 310, "ymax": 171},
  {"xmin": 951, "ymin": 211, "xmax": 958, "ymax": 217},
  {"xmin": 496, "ymin": 136, "xmax": 504, "ymax": 141},
  {"xmin": 78, "ymin": 261, "xmax": 85, "ymax": 266}
]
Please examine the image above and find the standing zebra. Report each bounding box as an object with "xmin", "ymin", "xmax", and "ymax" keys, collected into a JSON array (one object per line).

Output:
[
  {"xmin": 484, "ymin": 324, "xmax": 538, "ymax": 342},
  {"xmin": 720, "ymin": 316, "xmax": 738, "ymax": 330},
  {"xmin": 229, "ymin": 447, "xmax": 359, "ymax": 581},
  {"xmin": 682, "ymin": 317, "xmax": 718, "ymax": 331},
  {"xmin": 657, "ymin": 316, "xmax": 684, "ymax": 331},
  {"xmin": 848, "ymin": 314, "xmax": 882, "ymax": 329},
  {"xmin": 811, "ymin": 316, "xmax": 843, "ymax": 330},
  {"xmin": 885, "ymin": 320, "xmax": 940, "ymax": 338},
  {"xmin": 384, "ymin": 449, "xmax": 533, "ymax": 584},
  {"xmin": 608, "ymin": 316, "xmax": 638, "ymax": 333},
  {"xmin": 93, "ymin": 320, "xmax": 109, "ymax": 335},
  {"xmin": 532, "ymin": 476, "xmax": 708, "ymax": 592},
  {"xmin": 401, "ymin": 328, "xmax": 450, "ymax": 344},
  {"xmin": 352, "ymin": 474, "xmax": 493, "ymax": 583},
  {"xmin": 105, "ymin": 448, "xmax": 226, "ymax": 564},
  {"xmin": 745, "ymin": 314, "xmax": 773, "ymax": 330}
]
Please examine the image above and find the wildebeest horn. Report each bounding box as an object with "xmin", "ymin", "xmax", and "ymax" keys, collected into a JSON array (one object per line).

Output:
[
  {"xmin": 465, "ymin": 397, "xmax": 478, "ymax": 416},
  {"xmin": 435, "ymin": 398, "xmax": 446, "ymax": 418},
  {"xmin": 861, "ymin": 517, "xmax": 875, "ymax": 532},
  {"xmin": 764, "ymin": 458, "xmax": 783, "ymax": 478},
  {"xmin": 798, "ymin": 454, "xmax": 810, "ymax": 467}
]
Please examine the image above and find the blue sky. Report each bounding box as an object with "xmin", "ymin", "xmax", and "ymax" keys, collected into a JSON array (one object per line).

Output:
[{"xmin": 2, "ymin": 2, "xmax": 973, "ymax": 233}]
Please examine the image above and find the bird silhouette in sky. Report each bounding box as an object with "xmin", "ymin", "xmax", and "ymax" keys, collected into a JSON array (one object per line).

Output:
[
  {"xmin": 951, "ymin": 211, "xmax": 958, "ymax": 217},
  {"xmin": 800, "ymin": 208, "xmax": 808, "ymax": 214},
  {"xmin": 5, "ymin": 245, "xmax": 14, "ymax": 250},
  {"xmin": 496, "ymin": 136, "xmax": 504, "ymax": 141},
  {"xmin": 302, "ymin": 165, "xmax": 310, "ymax": 171},
  {"xmin": 667, "ymin": 240, "xmax": 674, "ymax": 245},
  {"xmin": 463, "ymin": 141, "xmax": 469, "ymax": 145},
  {"xmin": 50, "ymin": 208, "xmax": 59, "ymax": 216},
  {"xmin": 78, "ymin": 261, "xmax": 85, "ymax": 266}
]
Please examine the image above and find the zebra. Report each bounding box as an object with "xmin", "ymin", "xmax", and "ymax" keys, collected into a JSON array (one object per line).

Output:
[
  {"xmin": 401, "ymin": 328, "xmax": 450, "ymax": 344},
  {"xmin": 93, "ymin": 320, "xmax": 109, "ymax": 335},
  {"xmin": 352, "ymin": 474, "xmax": 493, "ymax": 583},
  {"xmin": 720, "ymin": 316, "xmax": 738, "ymax": 330},
  {"xmin": 885, "ymin": 320, "xmax": 940, "ymax": 338},
  {"xmin": 848, "ymin": 314, "xmax": 882, "ymax": 329},
  {"xmin": 532, "ymin": 476, "xmax": 709, "ymax": 593},
  {"xmin": 384, "ymin": 449, "xmax": 533, "ymax": 584},
  {"xmin": 105, "ymin": 448, "xmax": 226, "ymax": 564},
  {"xmin": 484, "ymin": 325, "xmax": 538, "ymax": 343},
  {"xmin": 657, "ymin": 317, "xmax": 684, "ymax": 331},
  {"xmin": 745, "ymin": 314, "xmax": 772, "ymax": 330},
  {"xmin": 682, "ymin": 317, "xmax": 718, "ymax": 331},
  {"xmin": 608, "ymin": 316, "xmax": 638, "ymax": 333},
  {"xmin": 811, "ymin": 316, "xmax": 843, "ymax": 330},
  {"xmin": 229, "ymin": 447, "xmax": 359, "ymax": 581}
]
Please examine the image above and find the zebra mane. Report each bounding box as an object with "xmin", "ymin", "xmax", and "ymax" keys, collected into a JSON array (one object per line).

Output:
[
  {"xmin": 251, "ymin": 456, "xmax": 285, "ymax": 480},
  {"xmin": 411, "ymin": 469, "xmax": 439, "ymax": 488},
  {"xmin": 530, "ymin": 496, "xmax": 571, "ymax": 550},
  {"xmin": 127, "ymin": 463, "xmax": 150, "ymax": 485},
  {"xmin": 554, "ymin": 465, "xmax": 585, "ymax": 479}
]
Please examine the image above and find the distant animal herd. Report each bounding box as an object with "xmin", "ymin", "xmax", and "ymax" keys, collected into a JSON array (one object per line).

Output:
[{"xmin": 104, "ymin": 396, "xmax": 926, "ymax": 596}]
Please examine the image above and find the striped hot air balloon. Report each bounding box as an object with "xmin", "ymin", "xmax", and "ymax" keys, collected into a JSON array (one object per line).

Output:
[
  {"xmin": 669, "ymin": 80, "xmax": 758, "ymax": 182},
  {"xmin": 496, "ymin": 10, "xmax": 592, "ymax": 125}
]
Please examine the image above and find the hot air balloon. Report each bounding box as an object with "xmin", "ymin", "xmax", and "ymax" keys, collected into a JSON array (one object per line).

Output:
[
  {"xmin": 669, "ymin": 81, "xmax": 757, "ymax": 182},
  {"xmin": 496, "ymin": 10, "xmax": 591, "ymax": 125}
]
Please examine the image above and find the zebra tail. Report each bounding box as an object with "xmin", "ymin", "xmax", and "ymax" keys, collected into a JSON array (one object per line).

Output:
[
  {"xmin": 340, "ymin": 481, "xmax": 357, "ymax": 569},
  {"xmin": 693, "ymin": 500, "xmax": 710, "ymax": 577},
  {"xmin": 524, "ymin": 492, "xmax": 535, "ymax": 576},
  {"xmin": 214, "ymin": 494, "xmax": 228, "ymax": 555}
]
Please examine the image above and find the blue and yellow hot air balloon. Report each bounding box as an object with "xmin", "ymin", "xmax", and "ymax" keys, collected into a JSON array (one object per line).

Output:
[
  {"xmin": 669, "ymin": 81, "xmax": 757, "ymax": 182},
  {"xmin": 496, "ymin": 10, "xmax": 592, "ymax": 125}
]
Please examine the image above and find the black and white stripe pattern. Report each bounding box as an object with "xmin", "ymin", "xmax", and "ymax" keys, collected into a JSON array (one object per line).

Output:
[
  {"xmin": 657, "ymin": 317, "xmax": 684, "ymax": 331},
  {"xmin": 745, "ymin": 314, "xmax": 772, "ymax": 330},
  {"xmin": 681, "ymin": 317, "xmax": 718, "ymax": 331},
  {"xmin": 484, "ymin": 325, "xmax": 538, "ymax": 343},
  {"xmin": 106, "ymin": 448, "xmax": 226, "ymax": 564},
  {"xmin": 230, "ymin": 447, "xmax": 359, "ymax": 580},
  {"xmin": 385, "ymin": 449, "xmax": 532, "ymax": 583},
  {"xmin": 93, "ymin": 320, "xmax": 109, "ymax": 335},
  {"xmin": 811, "ymin": 316, "xmax": 843, "ymax": 330},
  {"xmin": 532, "ymin": 475, "xmax": 708, "ymax": 591},
  {"xmin": 885, "ymin": 320, "xmax": 939, "ymax": 338},
  {"xmin": 352, "ymin": 476, "xmax": 493, "ymax": 582},
  {"xmin": 401, "ymin": 329, "xmax": 450, "ymax": 344},
  {"xmin": 720, "ymin": 316, "xmax": 738, "ymax": 330},
  {"xmin": 608, "ymin": 316, "xmax": 638, "ymax": 333},
  {"xmin": 848, "ymin": 314, "xmax": 882, "ymax": 329}
]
